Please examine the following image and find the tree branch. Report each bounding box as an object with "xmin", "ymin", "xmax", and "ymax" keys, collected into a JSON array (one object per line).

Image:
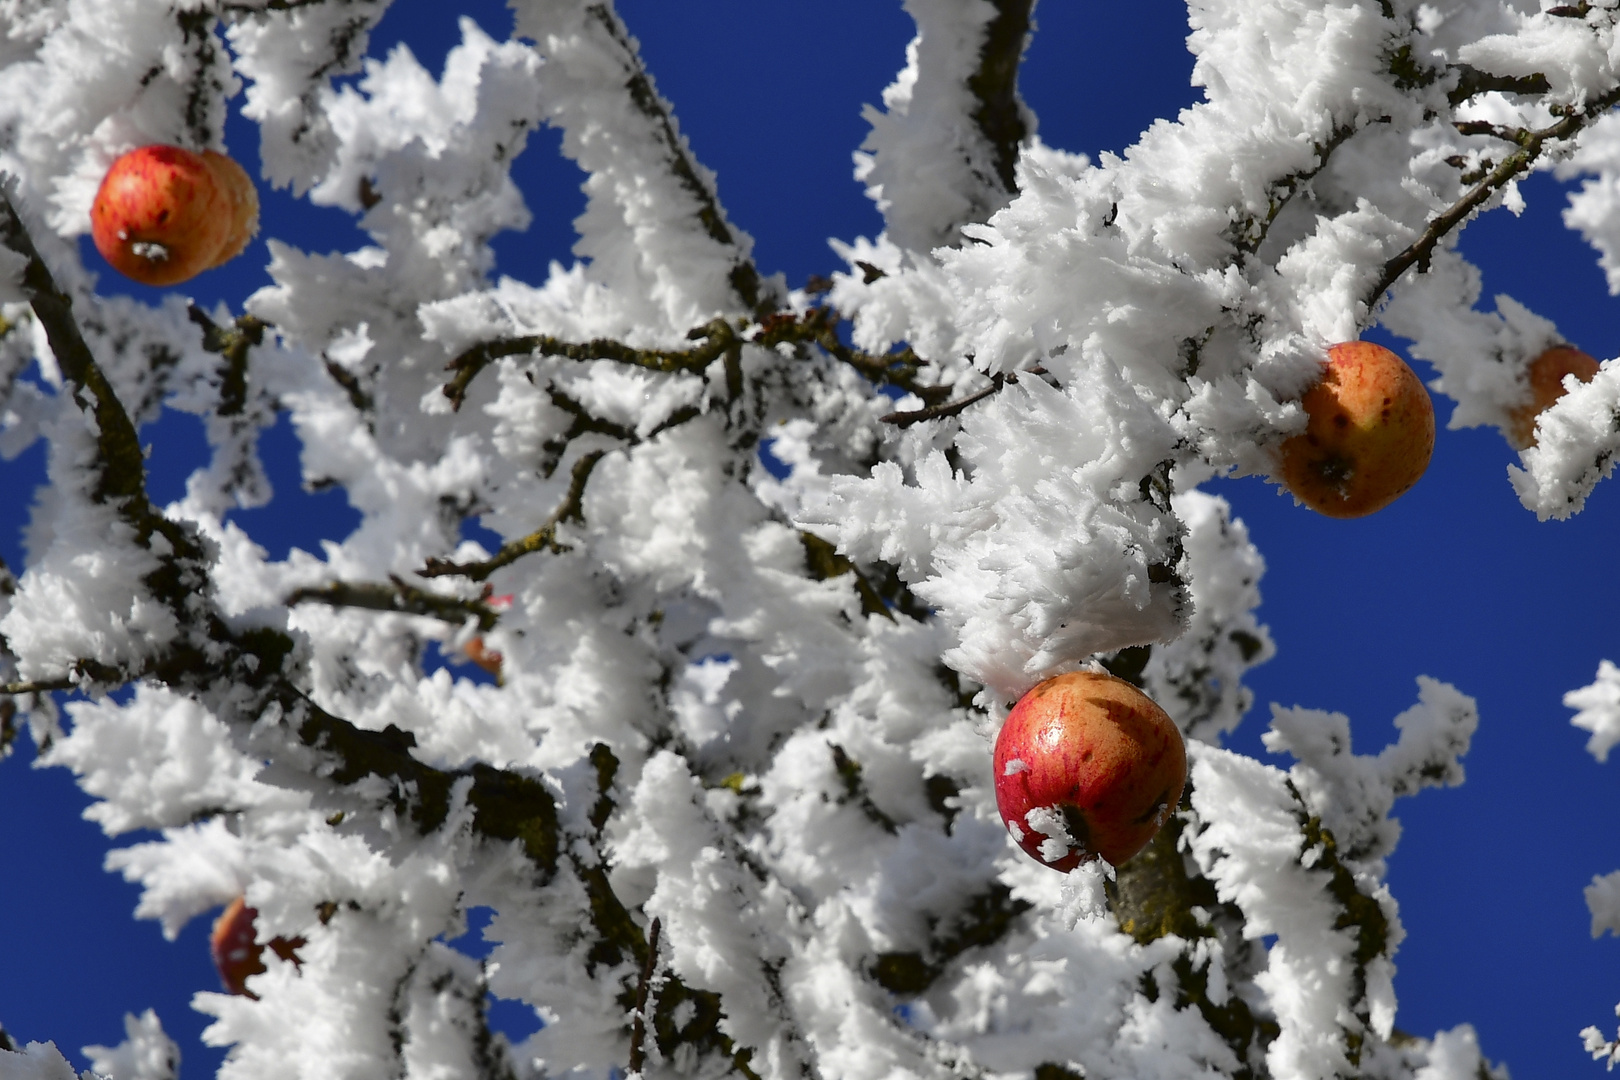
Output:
[
  {"xmin": 1368, "ymin": 85, "xmax": 1620, "ymax": 306},
  {"xmin": 0, "ymin": 184, "xmax": 150, "ymax": 511},
  {"xmin": 965, "ymin": 0, "xmax": 1035, "ymax": 196},
  {"xmin": 880, "ymin": 366, "xmax": 1044, "ymax": 428},
  {"xmin": 442, "ymin": 308, "xmax": 943, "ymax": 414},
  {"xmin": 628, "ymin": 917, "xmax": 662, "ymax": 1077},
  {"xmin": 422, "ymin": 450, "xmax": 606, "ymax": 582},
  {"xmin": 286, "ymin": 576, "xmax": 502, "ymax": 631},
  {"xmin": 187, "ymin": 305, "xmax": 267, "ymax": 418},
  {"xmin": 0, "ymin": 185, "xmax": 561, "ymax": 880},
  {"xmin": 584, "ymin": 4, "xmax": 767, "ymax": 315},
  {"xmin": 0, "ymin": 677, "xmax": 75, "ymax": 696}
]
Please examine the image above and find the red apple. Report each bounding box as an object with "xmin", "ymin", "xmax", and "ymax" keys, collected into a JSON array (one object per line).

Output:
[
  {"xmin": 210, "ymin": 895, "xmax": 304, "ymax": 998},
  {"xmin": 1507, "ymin": 344, "xmax": 1600, "ymax": 450},
  {"xmin": 1276, "ymin": 340, "xmax": 1434, "ymax": 518},
  {"xmin": 90, "ymin": 144, "xmax": 257, "ymax": 287},
  {"xmin": 993, "ymin": 671, "xmax": 1186, "ymax": 871}
]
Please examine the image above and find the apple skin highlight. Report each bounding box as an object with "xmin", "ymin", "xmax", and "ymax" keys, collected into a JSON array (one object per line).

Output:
[
  {"xmin": 1277, "ymin": 340, "xmax": 1435, "ymax": 519},
  {"xmin": 90, "ymin": 145, "xmax": 258, "ymax": 287},
  {"xmin": 993, "ymin": 671, "xmax": 1187, "ymax": 872}
]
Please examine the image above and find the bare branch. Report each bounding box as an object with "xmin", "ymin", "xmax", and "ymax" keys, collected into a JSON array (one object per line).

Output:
[{"xmin": 422, "ymin": 451, "xmax": 607, "ymax": 582}]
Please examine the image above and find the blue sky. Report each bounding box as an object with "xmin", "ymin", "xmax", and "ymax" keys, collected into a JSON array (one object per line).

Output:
[{"xmin": 2, "ymin": 1, "xmax": 1618, "ymax": 1074}]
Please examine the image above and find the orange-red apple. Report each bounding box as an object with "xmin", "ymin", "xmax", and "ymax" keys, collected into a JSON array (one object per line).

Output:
[
  {"xmin": 1507, "ymin": 344, "xmax": 1600, "ymax": 450},
  {"xmin": 993, "ymin": 671, "xmax": 1186, "ymax": 871},
  {"xmin": 90, "ymin": 145, "xmax": 257, "ymax": 286},
  {"xmin": 210, "ymin": 895, "xmax": 304, "ymax": 998},
  {"xmin": 1276, "ymin": 340, "xmax": 1434, "ymax": 518}
]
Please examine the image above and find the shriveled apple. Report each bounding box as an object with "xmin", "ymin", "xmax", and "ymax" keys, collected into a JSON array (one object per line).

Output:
[
  {"xmin": 1507, "ymin": 344, "xmax": 1601, "ymax": 450},
  {"xmin": 90, "ymin": 144, "xmax": 258, "ymax": 287},
  {"xmin": 1277, "ymin": 340, "xmax": 1434, "ymax": 518},
  {"xmin": 993, "ymin": 671, "xmax": 1186, "ymax": 871}
]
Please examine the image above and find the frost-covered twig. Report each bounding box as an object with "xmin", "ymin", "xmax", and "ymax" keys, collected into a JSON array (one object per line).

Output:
[
  {"xmin": 186, "ymin": 306, "xmax": 267, "ymax": 418},
  {"xmin": 286, "ymin": 576, "xmax": 503, "ymax": 631},
  {"xmin": 444, "ymin": 308, "xmax": 939, "ymax": 412},
  {"xmin": 0, "ymin": 185, "xmax": 151, "ymax": 513},
  {"xmin": 881, "ymin": 365, "xmax": 1045, "ymax": 427},
  {"xmin": 1370, "ymin": 84, "xmax": 1620, "ymax": 305},
  {"xmin": 583, "ymin": 4, "xmax": 767, "ymax": 314},
  {"xmin": 0, "ymin": 677, "xmax": 75, "ymax": 696},
  {"xmin": 627, "ymin": 916, "xmax": 662, "ymax": 1077},
  {"xmin": 1, "ymin": 183, "xmax": 565, "ymax": 879},
  {"xmin": 421, "ymin": 450, "xmax": 606, "ymax": 581},
  {"xmin": 442, "ymin": 319, "xmax": 736, "ymax": 410},
  {"xmin": 964, "ymin": 0, "xmax": 1035, "ymax": 197}
]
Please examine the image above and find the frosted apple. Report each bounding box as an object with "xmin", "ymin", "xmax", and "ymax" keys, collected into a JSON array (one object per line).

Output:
[
  {"xmin": 993, "ymin": 671, "xmax": 1186, "ymax": 871},
  {"xmin": 90, "ymin": 144, "xmax": 258, "ymax": 286},
  {"xmin": 1507, "ymin": 344, "xmax": 1601, "ymax": 450},
  {"xmin": 209, "ymin": 895, "xmax": 304, "ymax": 997},
  {"xmin": 1276, "ymin": 340, "xmax": 1435, "ymax": 518}
]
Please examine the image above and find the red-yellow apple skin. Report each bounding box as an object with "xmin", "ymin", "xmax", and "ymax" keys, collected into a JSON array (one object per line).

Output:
[
  {"xmin": 210, "ymin": 895, "xmax": 266, "ymax": 996},
  {"xmin": 209, "ymin": 895, "xmax": 304, "ymax": 998},
  {"xmin": 90, "ymin": 145, "xmax": 255, "ymax": 286},
  {"xmin": 200, "ymin": 149, "xmax": 259, "ymax": 268},
  {"xmin": 1277, "ymin": 340, "xmax": 1435, "ymax": 518},
  {"xmin": 993, "ymin": 671, "xmax": 1186, "ymax": 872},
  {"xmin": 1507, "ymin": 345, "xmax": 1600, "ymax": 450}
]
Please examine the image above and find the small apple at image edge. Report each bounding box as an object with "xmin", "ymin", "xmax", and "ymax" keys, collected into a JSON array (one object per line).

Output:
[
  {"xmin": 90, "ymin": 144, "xmax": 259, "ymax": 287},
  {"xmin": 1277, "ymin": 340, "xmax": 1435, "ymax": 518},
  {"xmin": 993, "ymin": 671, "xmax": 1187, "ymax": 872},
  {"xmin": 1507, "ymin": 344, "xmax": 1601, "ymax": 450}
]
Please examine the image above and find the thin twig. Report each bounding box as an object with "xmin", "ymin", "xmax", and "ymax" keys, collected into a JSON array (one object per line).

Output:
[
  {"xmin": 286, "ymin": 576, "xmax": 501, "ymax": 631},
  {"xmin": 422, "ymin": 451, "xmax": 606, "ymax": 582},
  {"xmin": 442, "ymin": 320, "xmax": 735, "ymax": 411},
  {"xmin": 1369, "ymin": 84, "xmax": 1620, "ymax": 306},
  {"xmin": 880, "ymin": 366, "xmax": 1046, "ymax": 428},
  {"xmin": 188, "ymin": 306, "xmax": 267, "ymax": 418},
  {"xmin": 442, "ymin": 308, "xmax": 943, "ymax": 414},
  {"xmin": 627, "ymin": 916, "xmax": 662, "ymax": 1077},
  {"xmin": 0, "ymin": 677, "xmax": 75, "ymax": 696}
]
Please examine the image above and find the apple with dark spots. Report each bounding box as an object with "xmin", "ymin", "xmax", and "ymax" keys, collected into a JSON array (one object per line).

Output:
[
  {"xmin": 1276, "ymin": 340, "xmax": 1434, "ymax": 518},
  {"xmin": 90, "ymin": 144, "xmax": 258, "ymax": 287},
  {"xmin": 993, "ymin": 671, "xmax": 1186, "ymax": 871},
  {"xmin": 1507, "ymin": 344, "xmax": 1601, "ymax": 450},
  {"xmin": 210, "ymin": 895, "xmax": 304, "ymax": 998}
]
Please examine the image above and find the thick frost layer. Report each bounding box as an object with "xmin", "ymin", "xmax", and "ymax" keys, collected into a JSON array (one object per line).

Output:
[
  {"xmin": 81, "ymin": 1011, "xmax": 178, "ymax": 1080},
  {"xmin": 1567, "ymin": 659, "xmax": 1620, "ymax": 763}
]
